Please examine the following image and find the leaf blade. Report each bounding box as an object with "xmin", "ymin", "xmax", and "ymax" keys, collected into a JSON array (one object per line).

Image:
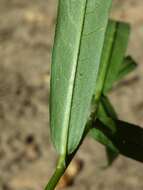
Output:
[
  {"xmin": 94, "ymin": 20, "xmax": 117, "ymax": 104},
  {"xmin": 50, "ymin": 0, "xmax": 112, "ymax": 155},
  {"xmin": 103, "ymin": 21, "xmax": 130, "ymax": 93}
]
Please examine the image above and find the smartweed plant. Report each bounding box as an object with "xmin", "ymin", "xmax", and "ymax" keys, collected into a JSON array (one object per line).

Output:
[{"xmin": 44, "ymin": 1, "xmax": 142, "ymax": 189}]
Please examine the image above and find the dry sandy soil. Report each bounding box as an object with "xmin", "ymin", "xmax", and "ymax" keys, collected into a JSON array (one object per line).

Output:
[{"xmin": 0, "ymin": 0, "xmax": 143, "ymax": 190}]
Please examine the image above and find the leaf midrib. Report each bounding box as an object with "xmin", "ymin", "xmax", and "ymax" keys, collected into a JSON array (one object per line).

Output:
[{"xmin": 61, "ymin": 0, "xmax": 88, "ymax": 156}]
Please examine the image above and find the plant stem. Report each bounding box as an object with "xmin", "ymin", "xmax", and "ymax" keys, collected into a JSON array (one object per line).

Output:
[
  {"xmin": 44, "ymin": 115, "xmax": 96, "ymax": 190},
  {"xmin": 44, "ymin": 156, "xmax": 66, "ymax": 190},
  {"xmin": 44, "ymin": 167, "xmax": 65, "ymax": 190}
]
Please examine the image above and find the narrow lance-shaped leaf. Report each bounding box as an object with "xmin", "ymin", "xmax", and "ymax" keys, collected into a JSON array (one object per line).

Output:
[
  {"xmin": 93, "ymin": 20, "xmax": 130, "ymax": 106},
  {"xmin": 94, "ymin": 20, "xmax": 117, "ymax": 106},
  {"xmin": 103, "ymin": 22, "xmax": 130, "ymax": 93},
  {"xmin": 50, "ymin": 0, "xmax": 112, "ymax": 155}
]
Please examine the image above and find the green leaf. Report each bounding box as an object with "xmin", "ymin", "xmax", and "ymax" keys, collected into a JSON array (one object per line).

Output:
[
  {"xmin": 90, "ymin": 119, "xmax": 143, "ymax": 163},
  {"xmin": 50, "ymin": 0, "xmax": 112, "ymax": 155},
  {"xmin": 103, "ymin": 21, "xmax": 130, "ymax": 93},
  {"xmin": 94, "ymin": 20, "xmax": 131, "ymax": 104},
  {"xmin": 94, "ymin": 20, "xmax": 117, "ymax": 105},
  {"xmin": 116, "ymin": 56, "xmax": 137, "ymax": 81}
]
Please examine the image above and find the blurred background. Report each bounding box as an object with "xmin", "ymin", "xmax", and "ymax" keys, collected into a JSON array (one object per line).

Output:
[{"xmin": 0, "ymin": 0, "xmax": 143, "ymax": 189}]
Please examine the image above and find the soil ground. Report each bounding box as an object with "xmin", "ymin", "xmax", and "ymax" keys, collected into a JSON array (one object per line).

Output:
[{"xmin": 0, "ymin": 0, "xmax": 143, "ymax": 190}]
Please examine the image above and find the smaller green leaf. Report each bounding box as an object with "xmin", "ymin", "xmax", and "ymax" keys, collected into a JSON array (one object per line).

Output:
[
  {"xmin": 116, "ymin": 56, "xmax": 137, "ymax": 81},
  {"xmin": 94, "ymin": 20, "xmax": 117, "ymax": 104},
  {"xmin": 103, "ymin": 22, "xmax": 130, "ymax": 93}
]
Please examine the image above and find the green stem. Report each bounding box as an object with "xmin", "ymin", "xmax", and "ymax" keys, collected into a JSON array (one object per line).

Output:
[
  {"xmin": 44, "ymin": 110, "xmax": 98, "ymax": 190},
  {"xmin": 44, "ymin": 156, "xmax": 66, "ymax": 190}
]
